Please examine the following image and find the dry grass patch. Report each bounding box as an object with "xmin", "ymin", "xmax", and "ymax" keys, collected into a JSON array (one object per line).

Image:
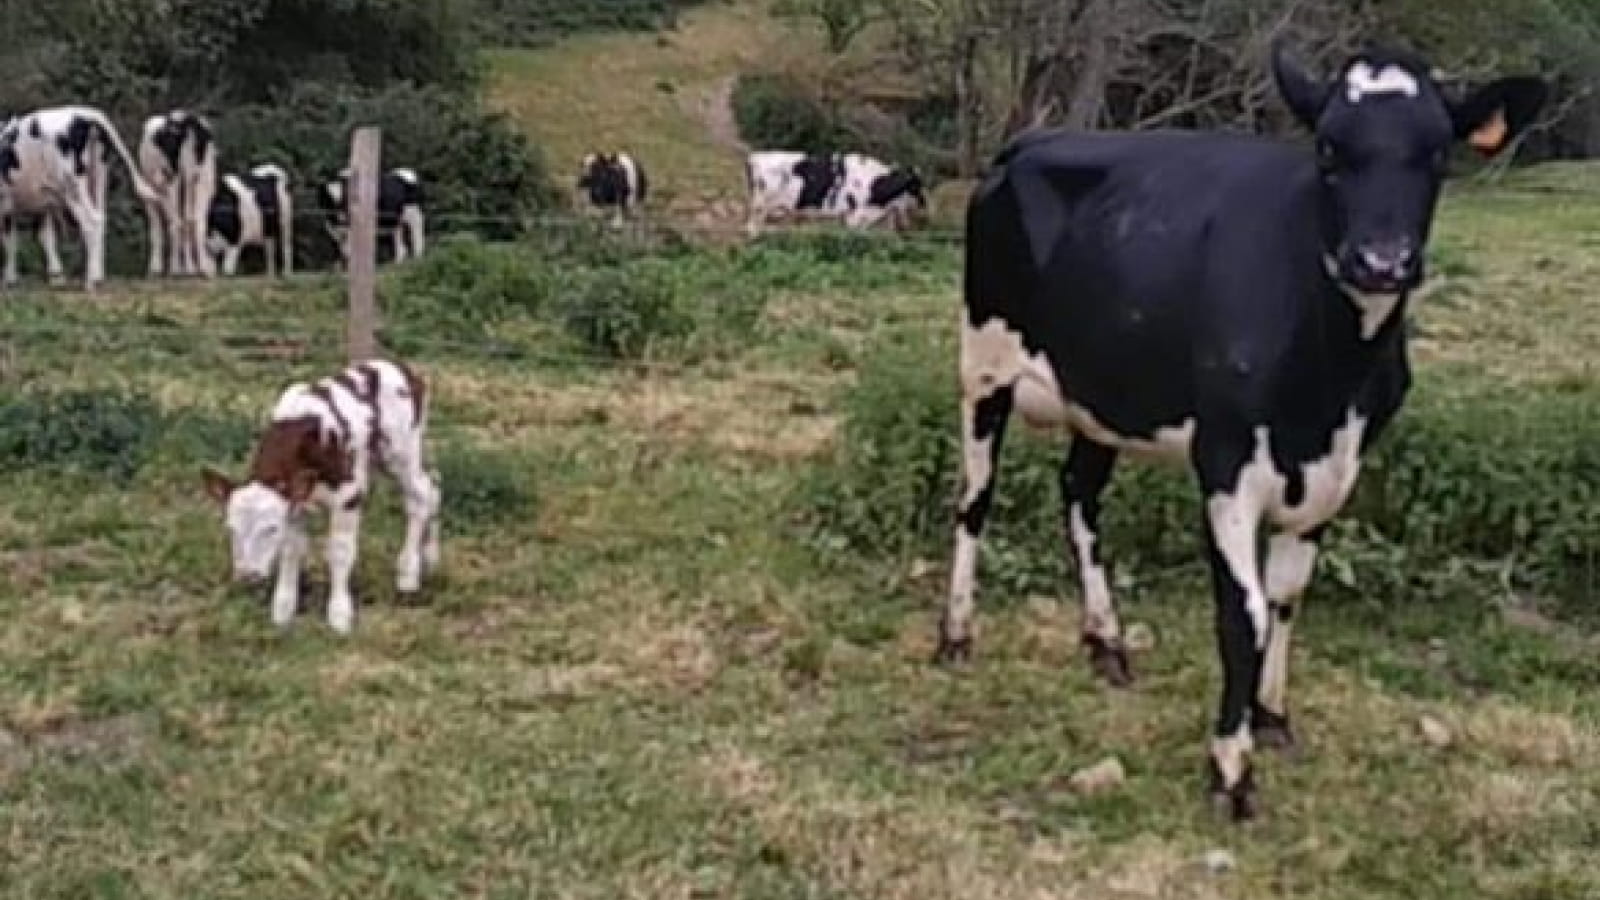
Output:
[{"xmin": 1458, "ymin": 699, "xmax": 1596, "ymax": 767}]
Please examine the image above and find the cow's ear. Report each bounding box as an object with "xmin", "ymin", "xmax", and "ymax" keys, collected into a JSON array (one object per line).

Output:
[
  {"xmin": 1451, "ymin": 76, "xmax": 1548, "ymax": 156},
  {"xmin": 1271, "ymin": 40, "xmax": 1330, "ymax": 130},
  {"xmin": 201, "ymin": 466, "xmax": 236, "ymax": 504}
]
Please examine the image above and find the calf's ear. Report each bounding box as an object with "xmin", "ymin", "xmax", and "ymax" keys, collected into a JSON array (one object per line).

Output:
[
  {"xmin": 1452, "ymin": 76, "xmax": 1549, "ymax": 156},
  {"xmin": 201, "ymin": 466, "xmax": 235, "ymax": 504},
  {"xmin": 1270, "ymin": 39, "xmax": 1330, "ymax": 130}
]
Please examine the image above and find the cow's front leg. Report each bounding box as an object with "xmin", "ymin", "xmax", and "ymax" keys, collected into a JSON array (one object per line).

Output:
[
  {"xmin": 326, "ymin": 505, "xmax": 362, "ymax": 635},
  {"xmin": 1254, "ymin": 525, "xmax": 1326, "ymax": 751},
  {"xmin": 271, "ymin": 521, "xmax": 310, "ymax": 627},
  {"xmin": 145, "ymin": 201, "xmax": 167, "ymax": 277},
  {"xmin": 1061, "ymin": 437, "xmax": 1130, "ymax": 685},
  {"xmin": 1197, "ymin": 429, "xmax": 1280, "ymax": 821}
]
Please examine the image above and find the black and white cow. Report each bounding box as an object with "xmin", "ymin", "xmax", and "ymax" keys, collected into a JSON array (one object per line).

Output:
[
  {"xmin": 936, "ymin": 43, "xmax": 1546, "ymax": 819},
  {"xmin": 207, "ymin": 164, "xmax": 293, "ymax": 277},
  {"xmin": 139, "ymin": 110, "xmax": 218, "ymax": 278},
  {"xmin": 744, "ymin": 150, "xmax": 927, "ymax": 237},
  {"xmin": 577, "ymin": 151, "xmax": 648, "ymax": 223},
  {"xmin": 317, "ymin": 167, "xmax": 426, "ymax": 265},
  {"xmin": 0, "ymin": 105, "xmax": 162, "ymax": 290}
]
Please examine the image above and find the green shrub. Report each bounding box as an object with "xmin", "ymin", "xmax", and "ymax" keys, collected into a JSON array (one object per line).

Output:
[
  {"xmin": 732, "ymin": 71, "xmax": 856, "ymax": 154},
  {"xmin": 557, "ymin": 263, "xmax": 697, "ymax": 361},
  {"xmin": 436, "ymin": 441, "xmax": 537, "ymax": 527},
  {"xmin": 0, "ymin": 388, "xmax": 166, "ymax": 484},
  {"xmin": 802, "ymin": 336, "xmax": 1600, "ymax": 615}
]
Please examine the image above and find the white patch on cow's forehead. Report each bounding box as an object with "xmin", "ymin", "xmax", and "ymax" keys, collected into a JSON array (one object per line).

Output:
[{"xmin": 1344, "ymin": 61, "xmax": 1419, "ymax": 103}]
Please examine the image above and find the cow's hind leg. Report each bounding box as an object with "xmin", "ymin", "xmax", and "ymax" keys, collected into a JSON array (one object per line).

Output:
[
  {"xmin": 936, "ymin": 383, "xmax": 1015, "ymax": 665},
  {"xmin": 1196, "ymin": 430, "xmax": 1277, "ymax": 821},
  {"xmin": 39, "ymin": 214, "xmax": 65, "ymax": 287},
  {"xmin": 2, "ymin": 217, "xmax": 17, "ymax": 287},
  {"xmin": 1254, "ymin": 525, "xmax": 1325, "ymax": 751},
  {"xmin": 1061, "ymin": 438, "xmax": 1131, "ymax": 685}
]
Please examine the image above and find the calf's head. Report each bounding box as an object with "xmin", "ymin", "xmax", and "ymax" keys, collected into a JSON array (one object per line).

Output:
[
  {"xmin": 868, "ymin": 166, "xmax": 929, "ymax": 229},
  {"xmin": 202, "ymin": 466, "xmax": 316, "ymax": 583},
  {"xmin": 1273, "ymin": 42, "xmax": 1546, "ymax": 293}
]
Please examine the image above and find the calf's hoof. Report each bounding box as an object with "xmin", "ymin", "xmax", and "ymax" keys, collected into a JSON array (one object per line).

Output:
[
  {"xmin": 1083, "ymin": 635, "xmax": 1134, "ymax": 687},
  {"xmin": 1252, "ymin": 706, "xmax": 1298, "ymax": 753},
  {"xmin": 1207, "ymin": 761, "xmax": 1258, "ymax": 822},
  {"xmin": 932, "ymin": 626, "xmax": 972, "ymax": 667}
]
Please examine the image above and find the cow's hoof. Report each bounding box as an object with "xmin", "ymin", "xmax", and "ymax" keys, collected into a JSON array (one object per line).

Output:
[
  {"xmin": 932, "ymin": 630, "xmax": 972, "ymax": 666},
  {"xmin": 1252, "ymin": 707, "xmax": 1298, "ymax": 753},
  {"xmin": 1208, "ymin": 761, "xmax": 1258, "ymax": 822},
  {"xmin": 1084, "ymin": 635, "xmax": 1134, "ymax": 687}
]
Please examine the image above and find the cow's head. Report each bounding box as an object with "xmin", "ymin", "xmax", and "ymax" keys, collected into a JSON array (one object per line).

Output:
[
  {"xmin": 577, "ymin": 152, "xmax": 626, "ymax": 205},
  {"xmin": 1273, "ymin": 42, "xmax": 1546, "ymax": 294},
  {"xmin": 202, "ymin": 466, "xmax": 315, "ymax": 584},
  {"xmin": 868, "ymin": 166, "xmax": 929, "ymax": 229}
]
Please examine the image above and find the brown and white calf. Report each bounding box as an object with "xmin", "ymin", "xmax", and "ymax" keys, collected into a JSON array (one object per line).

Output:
[{"xmin": 201, "ymin": 358, "xmax": 443, "ymax": 634}]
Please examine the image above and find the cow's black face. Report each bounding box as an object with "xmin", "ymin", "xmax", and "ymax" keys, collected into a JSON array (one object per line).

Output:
[{"xmin": 1273, "ymin": 43, "xmax": 1547, "ymax": 294}]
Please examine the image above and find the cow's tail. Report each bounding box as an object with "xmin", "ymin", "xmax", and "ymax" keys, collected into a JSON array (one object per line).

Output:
[{"xmin": 79, "ymin": 107, "xmax": 163, "ymax": 205}]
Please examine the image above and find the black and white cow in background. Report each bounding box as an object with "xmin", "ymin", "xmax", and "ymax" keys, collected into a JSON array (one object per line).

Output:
[
  {"xmin": 744, "ymin": 150, "xmax": 927, "ymax": 237},
  {"xmin": 936, "ymin": 42, "xmax": 1545, "ymax": 820},
  {"xmin": 139, "ymin": 110, "xmax": 218, "ymax": 278},
  {"xmin": 207, "ymin": 164, "xmax": 293, "ymax": 277},
  {"xmin": 0, "ymin": 105, "xmax": 163, "ymax": 290},
  {"xmin": 317, "ymin": 167, "xmax": 425, "ymax": 264},
  {"xmin": 577, "ymin": 151, "xmax": 648, "ymax": 223}
]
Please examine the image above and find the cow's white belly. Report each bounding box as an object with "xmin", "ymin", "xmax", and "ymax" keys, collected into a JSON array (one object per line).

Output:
[
  {"xmin": 1268, "ymin": 409, "xmax": 1368, "ymax": 533},
  {"xmin": 964, "ymin": 317, "xmax": 1194, "ymax": 463}
]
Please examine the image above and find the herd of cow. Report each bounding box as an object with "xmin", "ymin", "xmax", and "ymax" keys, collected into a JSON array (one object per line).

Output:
[
  {"xmin": 0, "ymin": 106, "xmax": 429, "ymax": 290},
  {"xmin": 0, "ymin": 101, "xmax": 932, "ymax": 292},
  {"xmin": 5, "ymin": 41, "xmax": 1562, "ymax": 823}
]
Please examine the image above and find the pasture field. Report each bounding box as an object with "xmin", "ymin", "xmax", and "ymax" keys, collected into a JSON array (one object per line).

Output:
[{"xmin": 1, "ymin": 171, "xmax": 1600, "ymax": 899}]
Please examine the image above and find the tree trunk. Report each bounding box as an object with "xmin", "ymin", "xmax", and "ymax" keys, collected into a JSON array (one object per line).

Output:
[{"xmin": 1062, "ymin": 0, "xmax": 1116, "ymax": 130}]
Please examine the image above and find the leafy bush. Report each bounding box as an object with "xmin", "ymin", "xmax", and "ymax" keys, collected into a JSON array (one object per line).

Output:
[
  {"xmin": 802, "ymin": 336, "xmax": 1600, "ymax": 615},
  {"xmin": 0, "ymin": 388, "xmax": 250, "ymax": 485},
  {"xmin": 436, "ymin": 441, "xmax": 538, "ymax": 527},
  {"xmin": 732, "ymin": 71, "xmax": 857, "ymax": 154},
  {"xmin": 557, "ymin": 263, "xmax": 697, "ymax": 361}
]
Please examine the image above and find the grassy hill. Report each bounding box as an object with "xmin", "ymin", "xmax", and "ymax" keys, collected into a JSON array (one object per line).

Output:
[{"xmin": 486, "ymin": 0, "xmax": 786, "ymax": 224}]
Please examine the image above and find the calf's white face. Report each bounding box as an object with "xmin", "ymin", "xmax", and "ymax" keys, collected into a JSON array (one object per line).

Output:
[{"xmin": 204, "ymin": 469, "xmax": 310, "ymax": 582}]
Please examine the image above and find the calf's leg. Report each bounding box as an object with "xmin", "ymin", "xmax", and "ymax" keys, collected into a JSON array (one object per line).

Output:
[
  {"xmin": 326, "ymin": 506, "xmax": 362, "ymax": 634},
  {"xmin": 39, "ymin": 214, "xmax": 65, "ymax": 286},
  {"xmin": 1061, "ymin": 438, "xmax": 1131, "ymax": 685},
  {"xmin": 2, "ymin": 217, "xmax": 17, "ymax": 287},
  {"xmin": 271, "ymin": 522, "xmax": 310, "ymax": 627}
]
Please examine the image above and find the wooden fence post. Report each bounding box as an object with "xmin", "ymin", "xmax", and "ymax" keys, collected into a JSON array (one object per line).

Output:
[{"xmin": 347, "ymin": 126, "xmax": 382, "ymax": 362}]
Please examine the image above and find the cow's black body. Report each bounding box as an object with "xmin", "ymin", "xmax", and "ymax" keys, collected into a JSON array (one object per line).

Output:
[{"xmin": 937, "ymin": 43, "xmax": 1547, "ymax": 821}]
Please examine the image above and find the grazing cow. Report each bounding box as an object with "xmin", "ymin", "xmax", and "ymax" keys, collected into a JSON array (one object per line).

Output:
[
  {"xmin": 138, "ymin": 110, "xmax": 218, "ymax": 278},
  {"xmin": 936, "ymin": 42, "xmax": 1545, "ymax": 819},
  {"xmin": 317, "ymin": 167, "xmax": 426, "ymax": 264},
  {"xmin": 206, "ymin": 164, "xmax": 294, "ymax": 277},
  {"xmin": 744, "ymin": 150, "xmax": 927, "ymax": 237},
  {"xmin": 201, "ymin": 358, "xmax": 443, "ymax": 635},
  {"xmin": 0, "ymin": 105, "xmax": 163, "ymax": 289},
  {"xmin": 577, "ymin": 151, "xmax": 648, "ymax": 223}
]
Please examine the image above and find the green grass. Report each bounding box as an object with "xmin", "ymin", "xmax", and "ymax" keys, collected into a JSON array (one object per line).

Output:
[
  {"xmin": 486, "ymin": 0, "xmax": 785, "ymax": 220},
  {"xmin": 1, "ymin": 170, "xmax": 1599, "ymax": 899}
]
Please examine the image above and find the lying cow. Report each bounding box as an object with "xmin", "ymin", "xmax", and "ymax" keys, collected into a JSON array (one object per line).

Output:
[
  {"xmin": 317, "ymin": 167, "xmax": 426, "ymax": 265},
  {"xmin": 139, "ymin": 110, "xmax": 218, "ymax": 278},
  {"xmin": 744, "ymin": 150, "xmax": 927, "ymax": 237},
  {"xmin": 936, "ymin": 43, "xmax": 1545, "ymax": 819},
  {"xmin": 201, "ymin": 358, "xmax": 443, "ymax": 635},
  {"xmin": 207, "ymin": 164, "xmax": 293, "ymax": 277},
  {"xmin": 577, "ymin": 151, "xmax": 648, "ymax": 223},
  {"xmin": 0, "ymin": 105, "xmax": 162, "ymax": 289}
]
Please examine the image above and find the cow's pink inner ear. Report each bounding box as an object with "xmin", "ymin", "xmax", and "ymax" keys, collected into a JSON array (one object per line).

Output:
[{"xmin": 1468, "ymin": 107, "xmax": 1510, "ymax": 155}]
